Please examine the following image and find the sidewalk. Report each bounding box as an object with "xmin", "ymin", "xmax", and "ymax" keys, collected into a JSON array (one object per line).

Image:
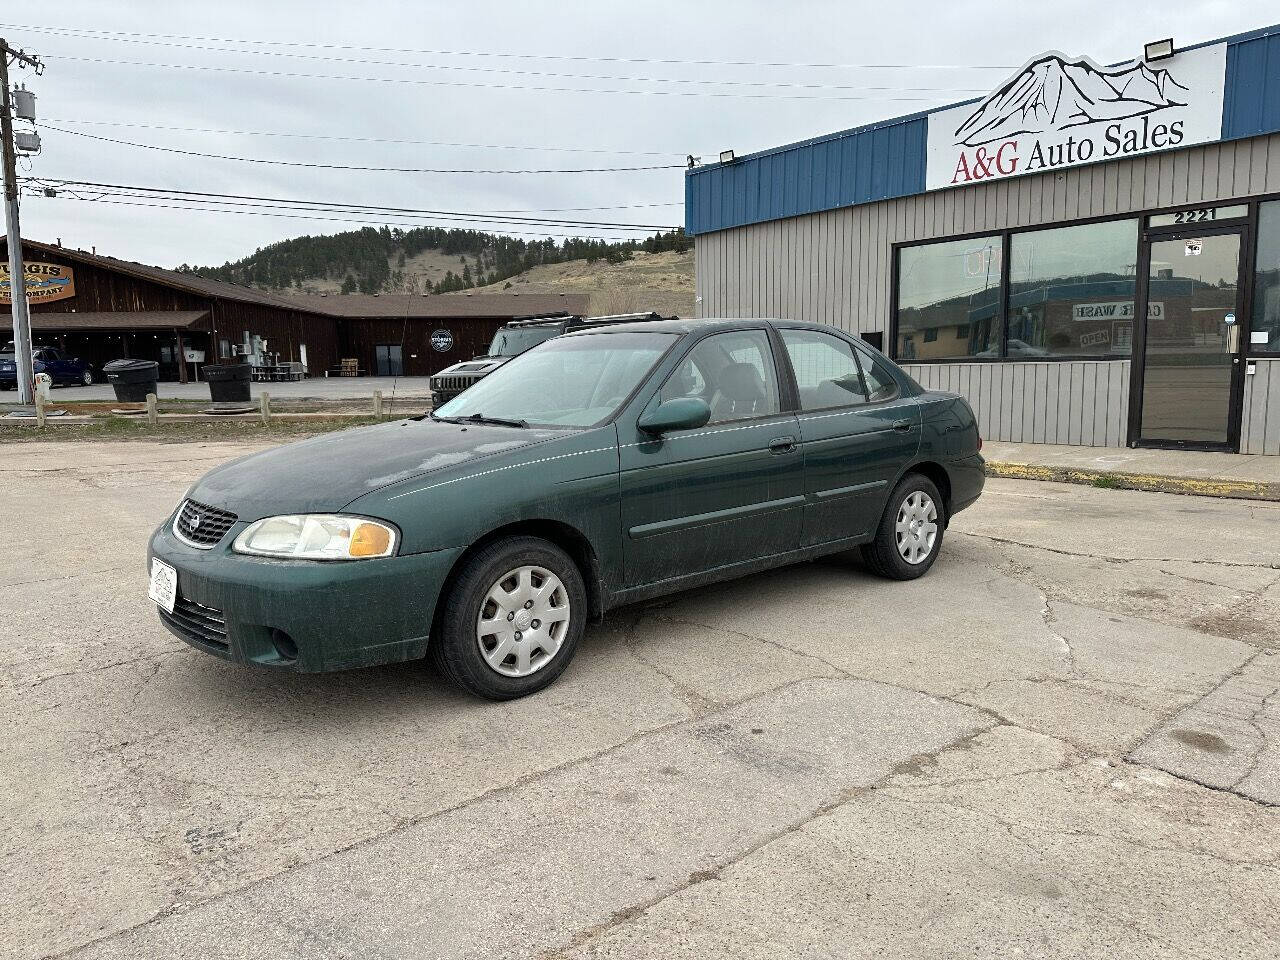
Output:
[{"xmin": 983, "ymin": 442, "xmax": 1280, "ymax": 501}]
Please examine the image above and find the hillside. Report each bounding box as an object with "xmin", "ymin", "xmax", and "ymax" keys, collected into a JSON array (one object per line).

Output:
[
  {"xmin": 180, "ymin": 225, "xmax": 693, "ymax": 307},
  {"xmin": 460, "ymin": 248, "xmax": 695, "ymax": 317}
]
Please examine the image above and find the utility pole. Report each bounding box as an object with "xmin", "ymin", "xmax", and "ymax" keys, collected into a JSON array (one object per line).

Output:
[{"xmin": 1, "ymin": 38, "xmax": 43, "ymax": 407}]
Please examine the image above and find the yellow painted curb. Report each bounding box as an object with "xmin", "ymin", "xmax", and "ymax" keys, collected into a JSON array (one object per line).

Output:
[{"xmin": 985, "ymin": 460, "xmax": 1277, "ymax": 501}]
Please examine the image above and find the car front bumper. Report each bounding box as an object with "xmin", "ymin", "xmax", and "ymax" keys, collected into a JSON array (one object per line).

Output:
[{"xmin": 148, "ymin": 521, "xmax": 464, "ymax": 672}]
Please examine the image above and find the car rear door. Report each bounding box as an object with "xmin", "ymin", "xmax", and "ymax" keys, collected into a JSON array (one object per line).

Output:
[
  {"xmin": 618, "ymin": 328, "xmax": 804, "ymax": 587},
  {"xmin": 777, "ymin": 328, "xmax": 921, "ymax": 547}
]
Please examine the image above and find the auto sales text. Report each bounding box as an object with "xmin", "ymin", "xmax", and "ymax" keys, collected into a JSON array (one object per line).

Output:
[{"xmin": 951, "ymin": 116, "xmax": 1186, "ymax": 185}]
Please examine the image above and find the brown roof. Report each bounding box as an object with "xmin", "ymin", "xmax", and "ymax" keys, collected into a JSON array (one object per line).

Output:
[
  {"xmin": 9, "ymin": 238, "xmax": 332, "ymax": 314},
  {"xmin": 25, "ymin": 310, "xmax": 209, "ymax": 330},
  {"xmin": 7, "ymin": 238, "xmax": 592, "ymax": 321},
  {"xmin": 285, "ymin": 291, "xmax": 591, "ymax": 319}
]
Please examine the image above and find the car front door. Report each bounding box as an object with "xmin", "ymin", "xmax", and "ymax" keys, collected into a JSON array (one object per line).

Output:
[
  {"xmin": 618, "ymin": 328, "xmax": 804, "ymax": 587},
  {"xmin": 777, "ymin": 328, "xmax": 921, "ymax": 547}
]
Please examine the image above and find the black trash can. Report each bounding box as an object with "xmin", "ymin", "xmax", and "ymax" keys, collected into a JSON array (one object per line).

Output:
[
  {"xmin": 205, "ymin": 363, "xmax": 252, "ymax": 403},
  {"xmin": 103, "ymin": 359, "xmax": 160, "ymax": 403}
]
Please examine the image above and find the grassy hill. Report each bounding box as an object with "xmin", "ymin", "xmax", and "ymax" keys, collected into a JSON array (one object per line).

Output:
[
  {"xmin": 459, "ymin": 248, "xmax": 695, "ymax": 317},
  {"xmin": 181, "ymin": 225, "xmax": 694, "ymax": 314}
]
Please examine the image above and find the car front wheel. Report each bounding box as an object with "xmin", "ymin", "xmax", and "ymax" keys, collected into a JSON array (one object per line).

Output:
[
  {"xmin": 431, "ymin": 536, "xmax": 586, "ymax": 699},
  {"xmin": 860, "ymin": 474, "xmax": 945, "ymax": 580}
]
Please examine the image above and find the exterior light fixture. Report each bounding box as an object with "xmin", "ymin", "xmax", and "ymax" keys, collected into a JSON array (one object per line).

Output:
[
  {"xmin": 719, "ymin": 150, "xmax": 735, "ymax": 164},
  {"xmin": 687, "ymin": 154, "xmax": 700, "ymax": 168},
  {"xmin": 1144, "ymin": 38, "xmax": 1175, "ymax": 61}
]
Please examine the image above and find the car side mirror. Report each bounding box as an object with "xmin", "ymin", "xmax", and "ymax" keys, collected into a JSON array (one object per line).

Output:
[{"xmin": 638, "ymin": 397, "xmax": 711, "ymax": 435}]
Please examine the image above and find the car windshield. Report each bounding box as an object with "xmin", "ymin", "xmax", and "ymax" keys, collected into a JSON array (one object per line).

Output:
[
  {"xmin": 487, "ymin": 326, "xmax": 560, "ymax": 357},
  {"xmin": 435, "ymin": 331, "xmax": 675, "ymax": 427}
]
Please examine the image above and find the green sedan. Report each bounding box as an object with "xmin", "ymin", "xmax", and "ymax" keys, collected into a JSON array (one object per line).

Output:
[{"xmin": 148, "ymin": 318, "xmax": 984, "ymax": 699}]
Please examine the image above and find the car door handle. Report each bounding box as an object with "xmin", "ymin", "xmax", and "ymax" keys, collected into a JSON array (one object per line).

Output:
[
  {"xmin": 769, "ymin": 436, "xmax": 797, "ymax": 454},
  {"xmin": 892, "ymin": 419, "xmax": 913, "ymax": 433}
]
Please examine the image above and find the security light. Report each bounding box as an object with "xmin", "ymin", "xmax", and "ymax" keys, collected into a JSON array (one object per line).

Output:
[
  {"xmin": 687, "ymin": 154, "xmax": 700, "ymax": 168},
  {"xmin": 1144, "ymin": 38, "xmax": 1175, "ymax": 61},
  {"xmin": 719, "ymin": 150, "xmax": 735, "ymax": 164}
]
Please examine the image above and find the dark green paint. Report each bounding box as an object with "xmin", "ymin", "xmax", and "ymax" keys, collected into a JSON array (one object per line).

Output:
[
  {"xmin": 149, "ymin": 318, "xmax": 985, "ymax": 673},
  {"xmin": 637, "ymin": 397, "xmax": 712, "ymax": 434}
]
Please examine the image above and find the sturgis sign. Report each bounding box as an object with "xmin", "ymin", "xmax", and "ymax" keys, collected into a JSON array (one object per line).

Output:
[{"xmin": 0, "ymin": 261, "xmax": 77, "ymax": 304}]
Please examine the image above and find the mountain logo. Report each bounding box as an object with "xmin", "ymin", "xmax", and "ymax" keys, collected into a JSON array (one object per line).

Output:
[{"xmin": 954, "ymin": 52, "xmax": 1190, "ymax": 148}]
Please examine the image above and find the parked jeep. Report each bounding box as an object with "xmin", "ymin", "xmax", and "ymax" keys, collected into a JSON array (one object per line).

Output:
[{"xmin": 429, "ymin": 312, "xmax": 675, "ymax": 405}]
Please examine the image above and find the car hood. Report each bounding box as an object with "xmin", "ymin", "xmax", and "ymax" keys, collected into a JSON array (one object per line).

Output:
[
  {"xmin": 185, "ymin": 417, "xmax": 575, "ymax": 520},
  {"xmin": 432, "ymin": 357, "xmax": 510, "ymax": 376}
]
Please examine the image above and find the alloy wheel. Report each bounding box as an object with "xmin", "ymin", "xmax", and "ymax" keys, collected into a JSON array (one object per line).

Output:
[
  {"xmin": 895, "ymin": 490, "xmax": 938, "ymax": 565},
  {"xmin": 475, "ymin": 565, "xmax": 571, "ymax": 677}
]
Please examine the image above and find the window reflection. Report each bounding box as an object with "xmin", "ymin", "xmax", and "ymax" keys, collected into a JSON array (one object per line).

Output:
[
  {"xmin": 896, "ymin": 236, "xmax": 1002, "ymax": 360},
  {"xmin": 1253, "ymin": 201, "xmax": 1280, "ymax": 353},
  {"xmin": 1008, "ymin": 220, "xmax": 1139, "ymax": 358}
]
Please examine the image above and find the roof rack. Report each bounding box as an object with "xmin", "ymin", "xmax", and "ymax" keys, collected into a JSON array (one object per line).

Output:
[
  {"xmin": 504, "ymin": 311, "xmax": 579, "ymax": 327},
  {"xmin": 579, "ymin": 311, "xmax": 679, "ymax": 326}
]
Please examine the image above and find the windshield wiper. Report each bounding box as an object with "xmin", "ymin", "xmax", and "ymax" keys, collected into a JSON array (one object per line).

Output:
[{"xmin": 459, "ymin": 413, "xmax": 529, "ymax": 428}]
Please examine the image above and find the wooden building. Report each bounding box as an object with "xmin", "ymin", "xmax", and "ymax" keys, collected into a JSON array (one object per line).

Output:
[{"xmin": 2, "ymin": 237, "xmax": 589, "ymax": 382}]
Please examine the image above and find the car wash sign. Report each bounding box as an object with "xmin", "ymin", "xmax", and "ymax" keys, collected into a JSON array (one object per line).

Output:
[
  {"xmin": 925, "ymin": 43, "xmax": 1227, "ymax": 191},
  {"xmin": 0, "ymin": 261, "xmax": 77, "ymax": 304}
]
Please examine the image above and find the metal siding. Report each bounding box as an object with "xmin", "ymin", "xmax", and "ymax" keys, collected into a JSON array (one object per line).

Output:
[
  {"xmin": 1223, "ymin": 31, "xmax": 1280, "ymax": 140},
  {"xmin": 901, "ymin": 361, "xmax": 1132, "ymax": 447},
  {"xmin": 686, "ymin": 117, "xmax": 928, "ymax": 235},
  {"xmin": 1241, "ymin": 360, "xmax": 1280, "ymax": 455}
]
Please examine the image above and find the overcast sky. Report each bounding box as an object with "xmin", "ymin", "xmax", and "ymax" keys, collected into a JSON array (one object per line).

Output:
[{"xmin": 4, "ymin": 0, "xmax": 1267, "ymax": 268}]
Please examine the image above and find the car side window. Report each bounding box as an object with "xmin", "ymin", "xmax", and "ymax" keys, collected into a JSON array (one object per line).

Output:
[
  {"xmin": 779, "ymin": 329, "xmax": 868, "ymax": 411},
  {"xmin": 660, "ymin": 330, "xmax": 780, "ymax": 424},
  {"xmin": 853, "ymin": 344, "xmax": 900, "ymax": 403}
]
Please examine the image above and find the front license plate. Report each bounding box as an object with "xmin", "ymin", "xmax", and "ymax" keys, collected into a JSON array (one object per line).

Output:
[{"xmin": 148, "ymin": 558, "xmax": 178, "ymax": 613}]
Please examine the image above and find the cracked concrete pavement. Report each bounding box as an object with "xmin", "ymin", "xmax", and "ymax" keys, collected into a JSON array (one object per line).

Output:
[{"xmin": 4, "ymin": 439, "xmax": 1279, "ymax": 959}]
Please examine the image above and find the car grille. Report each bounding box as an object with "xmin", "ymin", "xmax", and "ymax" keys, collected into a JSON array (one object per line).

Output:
[
  {"xmin": 159, "ymin": 595, "xmax": 229, "ymax": 651},
  {"xmin": 431, "ymin": 374, "xmax": 480, "ymax": 394},
  {"xmin": 173, "ymin": 499, "xmax": 238, "ymax": 548}
]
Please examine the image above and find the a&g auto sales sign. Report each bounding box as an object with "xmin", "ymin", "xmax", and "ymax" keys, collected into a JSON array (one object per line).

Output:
[{"xmin": 925, "ymin": 43, "xmax": 1226, "ymax": 191}]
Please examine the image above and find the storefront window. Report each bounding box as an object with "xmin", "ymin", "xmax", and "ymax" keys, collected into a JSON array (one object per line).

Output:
[
  {"xmin": 1008, "ymin": 219, "xmax": 1139, "ymax": 358},
  {"xmin": 895, "ymin": 235, "xmax": 1002, "ymax": 360},
  {"xmin": 1253, "ymin": 201, "xmax": 1280, "ymax": 353}
]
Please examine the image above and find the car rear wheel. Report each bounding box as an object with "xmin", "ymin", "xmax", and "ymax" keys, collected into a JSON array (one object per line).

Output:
[
  {"xmin": 81, "ymin": 369, "xmax": 94, "ymax": 385},
  {"xmin": 860, "ymin": 474, "xmax": 945, "ymax": 580},
  {"xmin": 431, "ymin": 536, "xmax": 586, "ymax": 699}
]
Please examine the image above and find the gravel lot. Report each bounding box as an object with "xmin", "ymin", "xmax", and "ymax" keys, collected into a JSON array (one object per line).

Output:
[{"xmin": 5, "ymin": 439, "xmax": 1280, "ymax": 959}]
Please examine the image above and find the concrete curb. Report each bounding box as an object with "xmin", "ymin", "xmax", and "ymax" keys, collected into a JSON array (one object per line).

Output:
[{"xmin": 985, "ymin": 460, "xmax": 1280, "ymax": 502}]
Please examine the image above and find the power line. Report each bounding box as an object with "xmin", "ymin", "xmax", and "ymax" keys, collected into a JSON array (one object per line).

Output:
[
  {"xmin": 41, "ymin": 126, "xmax": 685, "ymax": 173},
  {"xmin": 32, "ymin": 44, "xmax": 995, "ymax": 94},
  {"xmin": 27, "ymin": 176, "xmax": 680, "ymax": 216},
  {"xmin": 25, "ymin": 177, "xmax": 679, "ymax": 229},
  {"xmin": 41, "ymin": 56, "xmax": 985, "ymax": 102},
  {"xmin": 0, "ymin": 22, "xmax": 1017, "ymax": 71},
  {"xmin": 31, "ymin": 192, "xmax": 661, "ymax": 241},
  {"xmin": 42, "ymin": 118, "xmax": 692, "ymax": 159}
]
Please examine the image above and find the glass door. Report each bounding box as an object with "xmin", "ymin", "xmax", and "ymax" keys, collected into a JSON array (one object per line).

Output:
[
  {"xmin": 1134, "ymin": 228, "xmax": 1246, "ymax": 450},
  {"xmin": 374, "ymin": 344, "xmax": 403, "ymax": 377}
]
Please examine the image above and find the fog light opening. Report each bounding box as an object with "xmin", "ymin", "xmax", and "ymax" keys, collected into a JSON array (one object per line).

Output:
[{"xmin": 271, "ymin": 629, "xmax": 299, "ymax": 661}]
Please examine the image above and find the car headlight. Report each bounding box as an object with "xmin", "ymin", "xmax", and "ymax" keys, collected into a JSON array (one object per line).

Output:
[{"xmin": 232, "ymin": 514, "xmax": 397, "ymax": 560}]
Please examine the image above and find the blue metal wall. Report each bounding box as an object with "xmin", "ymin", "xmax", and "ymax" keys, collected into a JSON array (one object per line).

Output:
[
  {"xmin": 687, "ymin": 24, "xmax": 1280, "ymax": 237},
  {"xmin": 1222, "ymin": 29, "xmax": 1280, "ymax": 139},
  {"xmin": 684, "ymin": 115, "xmax": 929, "ymax": 236}
]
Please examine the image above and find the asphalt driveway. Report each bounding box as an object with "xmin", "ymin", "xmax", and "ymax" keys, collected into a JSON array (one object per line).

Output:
[{"xmin": 4, "ymin": 439, "xmax": 1279, "ymax": 959}]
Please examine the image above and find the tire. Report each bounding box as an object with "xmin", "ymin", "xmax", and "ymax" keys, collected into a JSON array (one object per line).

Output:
[
  {"xmin": 860, "ymin": 474, "xmax": 945, "ymax": 581},
  {"xmin": 431, "ymin": 536, "xmax": 587, "ymax": 700},
  {"xmin": 81, "ymin": 369, "xmax": 94, "ymax": 386}
]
